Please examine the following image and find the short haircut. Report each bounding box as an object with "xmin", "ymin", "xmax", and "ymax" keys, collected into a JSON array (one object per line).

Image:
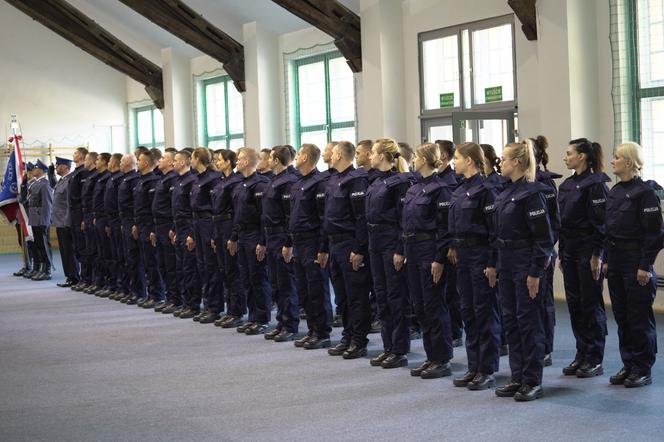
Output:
[
  {"xmin": 192, "ymin": 147, "xmax": 211, "ymax": 166},
  {"xmin": 140, "ymin": 151, "xmax": 156, "ymax": 167},
  {"xmin": 110, "ymin": 153, "xmax": 123, "ymax": 164},
  {"xmin": 272, "ymin": 145, "xmax": 292, "ymax": 166},
  {"xmin": 182, "ymin": 147, "xmax": 195, "ymax": 154},
  {"xmin": 357, "ymin": 139, "xmax": 373, "ymax": 151},
  {"xmin": 336, "ymin": 141, "xmax": 356, "ymax": 161},
  {"xmin": 176, "ymin": 150, "xmax": 191, "ymax": 163},
  {"xmin": 150, "ymin": 148, "xmax": 163, "ymax": 161},
  {"xmin": 135, "ymin": 146, "xmax": 150, "ymax": 157},
  {"xmin": 300, "ymin": 143, "xmax": 320, "ymax": 166},
  {"xmin": 260, "ymin": 148, "xmax": 272, "ymax": 155},
  {"xmin": 164, "ymin": 147, "xmax": 178, "ymax": 154},
  {"xmin": 75, "ymin": 147, "xmax": 89, "ymax": 157},
  {"xmin": 237, "ymin": 147, "xmax": 259, "ymax": 167},
  {"xmin": 435, "ymin": 139, "xmax": 455, "ymax": 161},
  {"xmin": 99, "ymin": 152, "xmax": 111, "ymax": 164},
  {"xmin": 87, "ymin": 152, "xmax": 99, "ymax": 162}
]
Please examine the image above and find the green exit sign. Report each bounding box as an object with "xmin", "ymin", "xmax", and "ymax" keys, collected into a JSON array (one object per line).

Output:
[
  {"xmin": 485, "ymin": 86, "xmax": 503, "ymax": 103},
  {"xmin": 439, "ymin": 93, "xmax": 454, "ymax": 108}
]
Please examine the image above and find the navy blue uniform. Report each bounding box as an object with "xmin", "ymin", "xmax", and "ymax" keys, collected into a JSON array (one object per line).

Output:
[
  {"xmin": 287, "ymin": 169, "xmax": 333, "ymax": 339},
  {"xmin": 103, "ymin": 170, "xmax": 124, "ymax": 293},
  {"xmin": 449, "ymin": 173, "xmax": 501, "ymax": 376},
  {"xmin": 133, "ymin": 171, "xmax": 164, "ymax": 302},
  {"xmin": 261, "ymin": 166, "xmax": 300, "ymax": 333},
  {"xmin": 494, "ymin": 178, "xmax": 553, "ymax": 387},
  {"xmin": 80, "ymin": 170, "xmax": 99, "ymax": 285},
  {"xmin": 605, "ymin": 178, "xmax": 663, "ymax": 377},
  {"xmin": 366, "ymin": 170, "xmax": 412, "ymax": 355},
  {"xmin": 230, "ymin": 172, "xmax": 271, "ymax": 324},
  {"xmin": 172, "ymin": 171, "xmax": 201, "ymax": 309},
  {"xmin": 118, "ymin": 170, "xmax": 144, "ymax": 299},
  {"xmin": 535, "ymin": 167, "xmax": 562, "ymax": 355},
  {"xmin": 402, "ymin": 173, "xmax": 454, "ymax": 364},
  {"xmin": 558, "ymin": 170, "xmax": 610, "ymax": 366},
  {"xmin": 323, "ymin": 166, "xmax": 372, "ymax": 348},
  {"xmin": 152, "ymin": 170, "xmax": 179, "ymax": 306},
  {"xmin": 92, "ymin": 170, "xmax": 111, "ymax": 289},
  {"xmin": 67, "ymin": 165, "xmax": 88, "ymax": 280}
]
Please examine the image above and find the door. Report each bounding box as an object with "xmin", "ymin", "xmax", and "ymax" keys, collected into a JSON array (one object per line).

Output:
[{"xmin": 452, "ymin": 110, "xmax": 517, "ymax": 154}]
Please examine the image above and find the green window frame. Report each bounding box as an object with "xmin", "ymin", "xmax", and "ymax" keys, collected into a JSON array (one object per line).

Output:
[
  {"xmin": 292, "ymin": 51, "xmax": 356, "ymax": 148},
  {"xmin": 201, "ymin": 75, "xmax": 244, "ymax": 149},
  {"xmin": 133, "ymin": 105, "xmax": 164, "ymax": 149}
]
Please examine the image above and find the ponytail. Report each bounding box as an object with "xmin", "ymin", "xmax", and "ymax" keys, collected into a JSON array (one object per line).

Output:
[
  {"xmin": 531, "ymin": 135, "xmax": 549, "ymax": 170},
  {"xmin": 375, "ymin": 137, "xmax": 410, "ymax": 173},
  {"xmin": 505, "ymin": 140, "xmax": 536, "ymax": 182},
  {"xmin": 570, "ymin": 138, "xmax": 604, "ymax": 173},
  {"xmin": 480, "ymin": 143, "xmax": 501, "ymax": 174},
  {"xmin": 456, "ymin": 142, "xmax": 486, "ymax": 175}
]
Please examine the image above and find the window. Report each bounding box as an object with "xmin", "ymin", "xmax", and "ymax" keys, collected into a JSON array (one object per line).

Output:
[
  {"xmin": 292, "ymin": 51, "xmax": 356, "ymax": 153},
  {"xmin": 134, "ymin": 105, "xmax": 164, "ymax": 149},
  {"xmin": 201, "ymin": 76, "xmax": 244, "ymax": 150}
]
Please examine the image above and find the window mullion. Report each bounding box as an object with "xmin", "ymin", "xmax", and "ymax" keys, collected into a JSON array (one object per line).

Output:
[{"xmin": 324, "ymin": 55, "xmax": 332, "ymax": 142}]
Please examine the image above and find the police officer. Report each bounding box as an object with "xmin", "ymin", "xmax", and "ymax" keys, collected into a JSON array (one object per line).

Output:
[
  {"xmin": 402, "ymin": 143, "xmax": 454, "ymax": 379},
  {"xmin": 67, "ymin": 148, "xmax": 89, "ymax": 290},
  {"xmin": 258, "ymin": 148, "xmax": 275, "ymax": 179},
  {"xmin": 27, "ymin": 160, "xmax": 53, "ymax": 280},
  {"xmin": 228, "ymin": 147, "xmax": 271, "ymax": 335},
  {"xmin": 89, "ymin": 153, "xmax": 111, "ymax": 295},
  {"xmin": 448, "ymin": 143, "xmax": 501, "ymax": 390},
  {"xmin": 493, "ymin": 140, "xmax": 553, "ymax": 402},
  {"xmin": 13, "ymin": 163, "xmax": 36, "ymax": 277},
  {"xmin": 103, "ymin": 154, "xmax": 125, "ymax": 300},
  {"xmin": 117, "ymin": 153, "xmax": 145, "ymax": 305},
  {"xmin": 284, "ymin": 144, "xmax": 333, "ymax": 349},
  {"xmin": 261, "ymin": 146, "xmax": 300, "ymax": 342},
  {"xmin": 532, "ymin": 136, "xmax": 562, "ymax": 366},
  {"xmin": 365, "ymin": 138, "xmax": 412, "ymax": 368},
  {"xmin": 558, "ymin": 138, "xmax": 609, "ymax": 377},
  {"xmin": 170, "ymin": 150, "xmax": 201, "ymax": 317},
  {"xmin": 604, "ymin": 142, "xmax": 663, "ymax": 388},
  {"xmin": 78, "ymin": 152, "xmax": 99, "ymax": 291},
  {"xmin": 132, "ymin": 150, "xmax": 164, "ymax": 309},
  {"xmin": 52, "ymin": 157, "xmax": 79, "ymax": 287},
  {"xmin": 151, "ymin": 149, "xmax": 180, "ymax": 313}
]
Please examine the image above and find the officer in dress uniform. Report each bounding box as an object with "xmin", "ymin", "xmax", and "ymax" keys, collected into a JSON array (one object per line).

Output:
[
  {"xmin": 103, "ymin": 154, "xmax": 125, "ymax": 299},
  {"xmin": 604, "ymin": 142, "xmax": 664, "ymax": 388},
  {"xmin": 52, "ymin": 156, "xmax": 79, "ymax": 287},
  {"xmin": 402, "ymin": 143, "xmax": 454, "ymax": 379},
  {"xmin": 77, "ymin": 152, "xmax": 99, "ymax": 291},
  {"xmin": 448, "ymin": 143, "xmax": 501, "ymax": 390},
  {"xmin": 284, "ymin": 144, "xmax": 333, "ymax": 349},
  {"xmin": 14, "ymin": 163, "xmax": 36, "ymax": 277},
  {"xmin": 228, "ymin": 147, "xmax": 271, "ymax": 335},
  {"xmin": 558, "ymin": 138, "xmax": 610, "ymax": 378},
  {"xmin": 260, "ymin": 146, "xmax": 300, "ymax": 342},
  {"xmin": 67, "ymin": 148, "xmax": 90, "ymax": 290},
  {"xmin": 493, "ymin": 140, "xmax": 553, "ymax": 402},
  {"xmin": 170, "ymin": 151, "xmax": 201, "ymax": 317},
  {"xmin": 88, "ymin": 153, "xmax": 111, "ymax": 295},
  {"xmin": 258, "ymin": 148, "xmax": 275, "ymax": 179},
  {"xmin": 365, "ymin": 138, "xmax": 413, "ymax": 369},
  {"xmin": 27, "ymin": 160, "xmax": 53, "ymax": 280}
]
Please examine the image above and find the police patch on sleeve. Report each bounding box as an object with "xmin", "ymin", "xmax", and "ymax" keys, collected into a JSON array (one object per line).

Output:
[
  {"xmin": 591, "ymin": 198, "xmax": 606, "ymax": 205},
  {"xmin": 528, "ymin": 208, "xmax": 546, "ymax": 219}
]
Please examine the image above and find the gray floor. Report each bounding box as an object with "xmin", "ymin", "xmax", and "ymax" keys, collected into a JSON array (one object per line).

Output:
[{"xmin": 1, "ymin": 253, "xmax": 664, "ymax": 442}]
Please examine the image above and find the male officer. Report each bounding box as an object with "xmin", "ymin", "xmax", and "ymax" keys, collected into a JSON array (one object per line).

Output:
[
  {"xmin": 258, "ymin": 148, "xmax": 275, "ymax": 179},
  {"xmin": 283, "ymin": 144, "xmax": 333, "ymax": 349},
  {"xmin": 28, "ymin": 160, "xmax": 53, "ymax": 280},
  {"xmin": 132, "ymin": 150, "xmax": 164, "ymax": 308},
  {"xmin": 87, "ymin": 153, "xmax": 111, "ymax": 295},
  {"xmin": 102, "ymin": 154, "xmax": 125, "ymax": 299},
  {"xmin": 76, "ymin": 152, "xmax": 99, "ymax": 291},
  {"xmin": 321, "ymin": 141, "xmax": 372, "ymax": 359},
  {"xmin": 67, "ymin": 147, "xmax": 89, "ymax": 289},
  {"xmin": 52, "ymin": 157, "xmax": 79, "ymax": 287},
  {"xmin": 14, "ymin": 163, "xmax": 36, "ymax": 277}
]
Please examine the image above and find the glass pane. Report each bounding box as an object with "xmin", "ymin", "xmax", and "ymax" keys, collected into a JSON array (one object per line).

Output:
[
  {"xmin": 640, "ymin": 96, "xmax": 664, "ymax": 180},
  {"xmin": 638, "ymin": 0, "xmax": 664, "ymax": 87},
  {"xmin": 329, "ymin": 57, "xmax": 355, "ymax": 123},
  {"xmin": 208, "ymin": 139, "xmax": 227, "ymax": 150},
  {"xmin": 298, "ymin": 61, "xmax": 327, "ymax": 126},
  {"xmin": 229, "ymin": 138, "xmax": 244, "ymax": 151},
  {"xmin": 153, "ymin": 109, "xmax": 164, "ymax": 144},
  {"xmin": 136, "ymin": 110, "xmax": 152, "ymax": 145},
  {"xmin": 205, "ymin": 81, "xmax": 226, "ymax": 137},
  {"xmin": 472, "ymin": 24, "xmax": 515, "ymax": 104},
  {"xmin": 428, "ymin": 125, "xmax": 453, "ymax": 143},
  {"xmin": 331, "ymin": 127, "xmax": 356, "ymax": 145},
  {"xmin": 300, "ymin": 130, "xmax": 328, "ymax": 170},
  {"xmin": 422, "ymin": 35, "xmax": 460, "ymax": 110},
  {"xmin": 477, "ymin": 119, "xmax": 508, "ymax": 155},
  {"xmin": 462, "ymin": 29, "xmax": 471, "ymax": 109},
  {"xmin": 227, "ymin": 83, "xmax": 244, "ymax": 135}
]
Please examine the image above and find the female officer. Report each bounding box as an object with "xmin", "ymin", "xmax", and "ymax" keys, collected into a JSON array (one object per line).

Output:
[
  {"xmin": 493, "ymin": 140, "xmax": 553, "ymax": 402},
  {"xmin": 532, "ymin": 135, "xmax": 562, "ymax": 366},
  {"xmin": 401, "ymin": 143, "xmax": 454, "ymax": 379},
  {"xmin": 558, "ymin": 138, "xmax": 610, "ymax": 378},
  {"xmin": 365, "ymin": 138, "xmax": 412, "ymax": 369},
  {"xmin": 481, "ymin": 144, "xmax": 509, "ymax": 192},
  {"xmin": 604, "ymin": 142, "xmax": 663, "ymax": 388},
  {"xmin": 448, "ymin": 143, "xmax": 501, "ymax": 391}
]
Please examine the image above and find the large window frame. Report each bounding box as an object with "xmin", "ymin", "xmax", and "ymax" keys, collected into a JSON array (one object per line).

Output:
[
  {"xmin": 133, "ymin": 105, "xmax": 164, "ymax": 149},
  {"xmin": 291, "ymin": 51, "xmax": 356, "ymax": 148},
  {"xmin": 200, "ymin": 75, "xmax": 244, "ymax": 150}
]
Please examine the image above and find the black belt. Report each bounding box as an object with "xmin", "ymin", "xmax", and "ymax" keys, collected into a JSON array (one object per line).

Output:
[
  {"xmin": 212, "ymin": 213, "xmax": 232, "ymax": 222},
  {"xmin": 367, "ymin": 223, "xmax": 397, "ymax": 232},
  {"xmin": 328, "ymin": 232, "xmax": 355, "ymax": 244},
  {"xmin": 454, "ymin": 236, "xmax": 488, "ymax": 248},
  {"xmin": 266, "ymin": 226, "xmax": 287, "ymax": 235},
  {"xmin": 153, "ymin": 217, "xmax": 172, "ymax": 225},
  {"xmin": 608, "ymin": 238, "xmax": 640, "ymax": 251},
  {"xmin": 193, "ymin": 211, "xmax": 213, "ymax": 219},
  {"xmin": 402, "ymin": 232, "xmax": 436, "ymax": 243},
  {"xmin": 497, "ymin": 239, "xmax": 532, "ymax": 249},
  {"xmin": 291, "ymin": 230, "xmax": 319, "ymax": 241}
]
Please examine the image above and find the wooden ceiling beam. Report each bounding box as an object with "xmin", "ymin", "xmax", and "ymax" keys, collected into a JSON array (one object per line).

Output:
[
  {"xmin": 272, "ymin": 0, "xmax": 362, "ymax": 72},
  {"xmin": 508, "ymin": 0, "xmax": 538, "ymax": 41},
  {"xmin": 4, "ymin": 0, "xmax": 164, "ymax": 108},
  {"xmin": 119, "ymin": 0, "xmax": 245, "ymax": 92}
]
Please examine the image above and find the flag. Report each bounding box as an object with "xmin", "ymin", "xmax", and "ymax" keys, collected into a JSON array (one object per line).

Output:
[{"xmin": 0, "ymin": 125, "xmax": 32, "ymax": 240}]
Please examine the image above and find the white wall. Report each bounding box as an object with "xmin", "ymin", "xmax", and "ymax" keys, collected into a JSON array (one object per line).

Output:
[{"xmin": 0, "ymin": 2, "xmax": 127, "ymax": 154}]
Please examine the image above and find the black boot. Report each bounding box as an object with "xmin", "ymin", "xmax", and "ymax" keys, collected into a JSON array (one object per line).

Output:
[
  {"xmin": 30, "ymin": 264, "xmax": 45, "ymax": 280},
  {"xmin": 34, "ymin": 264, "xmax": 52, "ymax": 281}
]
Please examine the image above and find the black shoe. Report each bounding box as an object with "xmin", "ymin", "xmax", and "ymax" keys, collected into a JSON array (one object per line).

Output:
[
  {"xmin": 245, "ymin": 323, "xmax": 269, "ymax": 335},
  {"xmin": 327, "ymin": 341, "xmax": 350, "ymax": 356},
  {"xmin": 193, "ymin": 311, "xmax": 206, "ymax": 322},
  {"xmin": 409, "ymin": 328, "xmax": 422, "ymax": 340},
  {"xmin": 214, "ymin": 315, "xmax": 230, "ymax": 326},
  {"xmin": 453, "ymin": 371, "xmax": 477, "ymax": 387},
  {"xmin": 161, "ymin": 304, "xmax": 179, "ymax": 314},
  {"xmin": 110, "ymin": 291, "xmax": 124, "ymax": 300},
  {"xmin": 500, "ymin": 344, "xmax": 509, "ymax": 356},
  {"xmin": 381, "ymin": 354, "xmax": 408, "ymax": 369},
  {"xmin": 172, "ymin": 306, "xmax": 186, "ymax": 317},
  {"xmin": 126, "ymin": 296, "xmax": 141, "ymax": 305},
  {"xmin": 57, "ymin": 280, "xmax": 74, "ymax": 288},
  {"xmin": 332, "ymin": 314, "xmax": 343, "ymax": 328},
  {"xmin": 294, "ymin": 334, "xmax": 313, "ymax": 348},
  {"xmin": 342, "ymin": 345, "xmax": 368, "ymax": 359},
  {"xmin": 236, "ymin": 322, "xmax": 254, "ymax": 333},
  {"xmin": 514, "ymin": 384, "xmax": 543, "ymax": 401},
  {"xmin": 34, "ymin": 270, "xmax": 52, "ymax": 281},
  {"xmin": 264, "ymin": 329, "xmax": 281, "ymax": 340},
  {"xmin": 543, "ymin": 353, "xmax": 553, "ymax": 367},
  {"xmin": 141, "ymin": 299, "xmax": 160, "ymax": 309},
  {"xmin": 221, "ymin": 316, "xmax": 244, "ymax": 328},
  {"xmin": 97, "ymin": 289, "xmax": 112, "ymax": 298},
  {"xmin": 370, "ymin": 352, "xmax": 392, "ymax": 367},
  {"xmin": 421, "ymin": 361, "xmax": 452, "ymax": 379},
  {"xmin": 154, "ymin": 302, "xmax": 170, "ymax": 312},
  {"xmin": 178, "ymin": 308, "xmax": 199, "ymax": 319},
  {"xmin": 303, "ymin": 336, "xmax": 331, "ymax": 349},
  {"xmin": 609, "ymin": 367, "xmax": 630, "ymax": 385},
  {"xmin": 467, "ymin": 373, "xmax": 495, "ymax": 391},
  {"xmin": 119, "ymin": 295, "xmax": 132, "ymax": 304},
  {"xmin": 274, "ymin": 331, "xmax": 297, "ymax": 342},
  {"xmin": 624, "ymin": 373, "xmax": 652, "ymax": 388},
  {"xmin": 84, "ymin": 285, "xmax": 99, "ymax": 294},
  {"xmin": 410, "ymin": 360, "xmax": 432, "ymax": 377},
  {"xmin": 199, "ymin": 312, "xmax": 220, "ymax": 324},
  {"xmin": 369, "ymin": 319, "xmax": 382, "ymax": 334},
  {"xmin": 72, "ymin": 282, "xmax": 87, "ymax": 291},
  {"xmin": 495, "ymin": 381, "xmax": 522, "ymax": 397},
  {"xmin": 562, "ymin": 359, "xmax": 582, "ymax": 376},
  {"xmin": 13, "ymin": 267, "xmax": 29, "ymax": 276},
  {"xmin": 136, "ymin": 298, "xmax": 148, "ymax": 307},
  {"xmin": 576, "ymin": 363, "xmax": 603, "ymax": 378},
  {"xmin": 452, "ymin": 337, "xmax": 463, "ymax": 348},
  {"xmin": 24, "ymin": 269, "xmax": 38, "ymax": 279}
]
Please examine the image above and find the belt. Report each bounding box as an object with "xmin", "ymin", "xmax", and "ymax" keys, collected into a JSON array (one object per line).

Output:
[
  {"xmin": 367, "ymin": 223, "xmax": 397, "ymax": 232},
  {"xmin": 454, "ymin": 236, "xmax": 488, "ymax": 248},
  {"xmin": 402, "ymin": 231, "xmax": 436, "ymax": 243},
  {"xmin": 266, "ymin": 226, "xmax": 287, "ymax": 235},
  {"xmin": 291, "ymin": 230, "xmax": 319, "ymax": 241},
  {"xmin": 328, "ymin": 232, "xmax": 355, "ymax": 244},
  {"xmin": 153, "ymin": 217, "xmax": 172, "ymax": 225},
  {"xmin": 212, "ymin": 213, "xmax": 232, "ymax": 222},
  {"xmin": 497, "ymin": 239, "xmax": 532, "ymax": 249},
  {"xmin": 193, "ymin": 211, "xmax": 213, "ymax": 219},
  {"xmin": 608, "ymin": 238, "xmax": 640, "ymax": 251}
]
